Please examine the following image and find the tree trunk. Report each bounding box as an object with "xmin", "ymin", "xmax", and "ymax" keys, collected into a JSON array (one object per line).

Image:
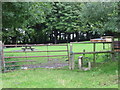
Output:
[
  {"xmin": 67, "ymin": 33, "xmax": 71, "ymax": 43},
  {"xmin": 12, "ymin": 28, "xmax": 17, "ymax": 44},
  {"xmin": 64, "ymin": 33, "xmax": 66, "ymax": 41},
  {"xmin": 12, "ymin": 37, "xmax": 17, "ymax": 44},
  {"xmin": 54, "ymin": 30, "xmax": 58, "ymax": 44},
  {"xmin": 75, "ymin": 32, "xmax": 79, "ymax": 42}
]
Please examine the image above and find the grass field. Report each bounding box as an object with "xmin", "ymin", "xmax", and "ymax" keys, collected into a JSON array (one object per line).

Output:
[{"xmin": 1, "ymin": 42, "xmax": 118, "ymax": 88}]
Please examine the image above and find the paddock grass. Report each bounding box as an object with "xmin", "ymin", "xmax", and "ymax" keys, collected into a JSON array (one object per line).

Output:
[{"xmin": 1, "ymin": 42, "xmax": 118, "ymax": 88}]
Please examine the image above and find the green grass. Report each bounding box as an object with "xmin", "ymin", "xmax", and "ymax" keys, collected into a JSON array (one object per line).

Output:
[
  {"xmin": 2, "ymin": 61, "xmax": 118, "ymax": 88},
  {"xmin": 1, "ymin": 42, "xmax": 118, "ymax": 88}
]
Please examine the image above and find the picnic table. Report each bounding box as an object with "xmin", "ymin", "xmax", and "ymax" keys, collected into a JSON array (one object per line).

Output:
[{"xmin": 21, "ymin": 45, "xmax": 34, "ymax": 51}]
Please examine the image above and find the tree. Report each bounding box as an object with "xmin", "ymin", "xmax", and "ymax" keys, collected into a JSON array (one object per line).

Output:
[
  {"xmin": 45, "ymin": 2, "xmax": 82, "ymax": 43},
  {"xmin": 80, "ymin": 2, "xmax": 118, "ymax": 36},
  {"xmin": 2, "ymin": 2, "xmax": 51, "ymax": 44},
  {"xmin": 2, "ymin": 2, "xmax": 119, "ymax": 44}
]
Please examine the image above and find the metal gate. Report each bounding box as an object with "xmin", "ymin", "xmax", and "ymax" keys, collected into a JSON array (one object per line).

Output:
[{"xmin": 1, "ymin": 43, "xmax": 70, "ymax": 72}]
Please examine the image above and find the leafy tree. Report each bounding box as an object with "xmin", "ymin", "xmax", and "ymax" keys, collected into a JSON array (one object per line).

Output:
[
  {"xmin": 2, "ymin": 2, "xmax": 51, "ymax": 44},
  {"xmin": 2, "ymin": 2, "xmax": 119, "ymax": 44},
  {"xmin": 80, "ymin": 2, "xmax": 118, "ymax": 35},
  {"xmin": 45, "ymin": 2, "xmax": 82, "ymax": 43}
]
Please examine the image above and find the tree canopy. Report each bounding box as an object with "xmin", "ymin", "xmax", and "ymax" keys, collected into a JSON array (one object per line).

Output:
[
  {"xmin": 80, "ymin": 2, "xmax": 119, "ymax": 34},
  {"xmin": 2, "ymin": 2, "xmax": 119, "ymax": 44},
  {"xmin": 2, "ymin": 2, "xmax": 51, "ymax": 28}
]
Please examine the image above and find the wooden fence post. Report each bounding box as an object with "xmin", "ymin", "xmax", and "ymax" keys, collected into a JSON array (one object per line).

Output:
[
  {"xmin": 67, "ymin": 44, "xmax": 70, "ymax": 69},
  {"xmin": 83, "ymin": 49, "xmax": 85, "ymax": 58},
  {"xmin": 0, "ymin": 41, "xmax": 2, "ymax": 72},
  {"xmin": 103, "ymin": 43, "xmax": 105, "ymax": 49},
  {"xmin": 69, "ymin": 44, "xmax": 74, "ymax": 70},
  {"xmin": 0, "ymin": 41, "xmax": 5, "ymax": 72},
  {"xmin": 111, "ymin": 36, "xmax": 115, "ymax": 61},
  {"xmin": 93, "ymin": 43, "xmax": 96, "ymax": 63}
]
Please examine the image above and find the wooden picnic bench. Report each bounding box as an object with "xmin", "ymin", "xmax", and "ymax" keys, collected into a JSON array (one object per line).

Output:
[{"xmin": 21, "ymin": 45, "xmax": 34, "ymax": 51}]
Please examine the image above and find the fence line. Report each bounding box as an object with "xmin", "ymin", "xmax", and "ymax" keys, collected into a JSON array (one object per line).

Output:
[
  {"xmin": 69, "ymin": 39, "xmax": 120, "ymax": 69},
  {"xmin": 1, "ymin": 39, "xmax": 120, "ymax": 72}
]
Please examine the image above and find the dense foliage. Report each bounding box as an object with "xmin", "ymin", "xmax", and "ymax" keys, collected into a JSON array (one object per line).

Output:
[
  {"xmin": 80, "ymin": 2, "xmax": 119, "ymax": 34},
  {"xmin": 2, "ymin": 2, "xmax": 51, "ymax": 43},
  {"xmin": 2, "ymin": 2, "xmax": 119, "ymax": 44}
]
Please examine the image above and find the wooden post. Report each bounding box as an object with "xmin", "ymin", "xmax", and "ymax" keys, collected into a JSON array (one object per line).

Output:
[
  {"xmin": 67, "ymin": 43, "xmax": 70, "ymax": 69},
  {"xmin": 93, "ymin": 43, "xmax": 96, "ymax": 63},
  {"xmin": 103, "ymin": 43, "xmax": 105, "ymax": 49},
  {"xmin": 83, "ymin": 49, "xmax": 85, "ymax": 65},
  {"xmin": 0, "ymin": 41, "xmax": 2, "ymax": 72},
  {"xmin": 83, "ymin": 49, "xmax": 85, "ymax": 58},
  {"xmin": 1, "ymin": 42, "xmax": 5, "ymax": 72},
  {"xmin": 69, "ymin": 44, "xmax": 74, "ymax": 70},
  {"xmin": 69, "ymin": 44, "xmax": 72, "ymax": 69},
  {"xmin": 111, "ymin": 36, "xmax": 115, "ymax": 61}
]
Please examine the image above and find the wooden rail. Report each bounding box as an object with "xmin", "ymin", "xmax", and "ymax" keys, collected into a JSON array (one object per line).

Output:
[
  {"xmin": 74, "ymin": 51, "xmax": 119, "ymax": 54},
  {"xmin": 70, "ymin": 42, "xmax": 112, "ymax": 44}
]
